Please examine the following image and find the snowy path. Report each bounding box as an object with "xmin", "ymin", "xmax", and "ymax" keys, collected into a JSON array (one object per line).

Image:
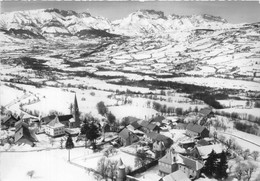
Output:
[
  {"xmin": 219, "ymin": 131, "xmax": 260, "ymax": 152},
  {"xmin": 219, "ymin": 131, "xmax": 260, "ymax": 147}
]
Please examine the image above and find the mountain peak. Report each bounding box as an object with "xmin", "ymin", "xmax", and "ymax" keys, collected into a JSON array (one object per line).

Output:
[
  {"xmin": 202, "ymin": 14, "xmax": 227, "ymax": 23},
  {"xmin": 133, "ymin": 9, "xmax": 166, "ymax": 20},
  {"xmin": 44, "ymin": 8, "xmax": 79, "ymax": 17}
]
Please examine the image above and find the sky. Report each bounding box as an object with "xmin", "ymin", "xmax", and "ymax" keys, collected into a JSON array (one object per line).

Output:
[{"xmin": 1, "ymin": 1, "xmax": 260, "ymax": 24}]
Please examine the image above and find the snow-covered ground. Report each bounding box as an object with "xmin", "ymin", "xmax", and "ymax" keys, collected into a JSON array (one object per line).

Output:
[
  {"xmin": 109, "ymin": 105, "xmax": 158, "ymax": 120},
  {"xmin": 162, "ymin": 77, "xmax": 260, "ymax": 91},
  {"xmin": 218, "ymin": 107, "xmax": 260, "ymax": 118},
  {"xmin": 0, "ymin": 148, "xmax": 96, "ymax": 181}
]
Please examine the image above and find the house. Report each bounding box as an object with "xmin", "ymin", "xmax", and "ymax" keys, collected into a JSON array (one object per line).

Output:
[
  {"xmin": 122, "ymin": 116, "xmax": 140, "ymax": 124},
  {"xmin": 199, "ymin": 107, "xmax": 214, "ymax": 123},
  {"xmin": 130, "ymin": 121, "xmax": 142, "ymax": 130},
  {"xmin": 21, "ymin": 114, "xmax": 37, "ymax": 125},
  {"xmin": 126, "ymin": 125, "xmax": 144, "ymax": 136},
  {"xmin": 159, "ymin": 149, "xmax": 203, "ymax": 179},
  {"xmin": 199, "ymin": 108, "xmax": 213, "ymax": 117},
  {"xmin": 186, "ymin": 123, "xmax": 209, "ymax": 138},
  {"xmin": 146, "ymin": 132, "xmax": 173, "ymax": 149},
  {"xmin": 41, "ymin": 114, "xmax": 75, "ymax": 128},
  {"xmin": 14, "ymin": 121, "xmax": 38, "ymax": 146},
  {"xmin": 45, "ymin": 116, "xmax": 65, "ymax": 137},
  {"xmin": 1, "ymin": 115, "xmax": 18, "ymax": 128},
  {"xmin": 160, "ymin": 170, "xmax": 191, "ymax": 181},
  {"xmin": 149, "ymin": 115, "xmax": 165, "ymax": 125},
  {"xmin": 118, "ymin": 128, "xmax": 139, "ymax": 146},
  {"xmin": 140, "ymin": 120, "xmax": 161, "ymax": 133},
  {"xmin": 192, "ymin": 144, "xmax": 224, "ymax": 160}
]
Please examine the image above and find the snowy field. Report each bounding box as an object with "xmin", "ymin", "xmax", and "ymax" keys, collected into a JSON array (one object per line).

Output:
[
  {"xmin": 162, "ymin": 77, "xmax": 260, "ymax": 91},
  {"xmin": 73, "ymin": 150, "xmax": 138, "ymax": 171},
  {"xmin": 109, "ymin": 105, "xmax": 158, "ymax": 120},
  {"xmin": 0, "ymin": 148, "xmax": 96, "ymax": 181},
  {"xmin": 219, "ymin": 130, "xmax": 260, "ymax": 153}
]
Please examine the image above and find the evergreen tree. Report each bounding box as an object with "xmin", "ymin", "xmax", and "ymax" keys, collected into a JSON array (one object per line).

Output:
[
  {"xmin": 65, "ymin": 135, "xmax": 74, "ymax": 162},
  {"xmin": 80, "ymin": 120, "xmax": 90, "ymax": 135},
  {"xmin": 107, "ymin": 112, "xmax": 116, "ymax": 126},
  {"xmin": 203, "ymin": 150, "xmax": 217, "ymax": 176},
  {"xmin": 216, "ymin": 151, "xmax": 228, "ymax": 179},
  {"xmin": 134, "ymin": 149, "xmax": 151, "ymax": 170},
  {"xmin": 86, "ymin": 122, "xmax": 101, "ymax": 150},
  {"xmin": 97, "ymin": 101, "xmax": 107, "ymax": 116}
]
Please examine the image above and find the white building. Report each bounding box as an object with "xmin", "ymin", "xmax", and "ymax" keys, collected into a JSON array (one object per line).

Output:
[{"xmin": 45, "ymin": 116, "xmax": 65, "ymax": 137}]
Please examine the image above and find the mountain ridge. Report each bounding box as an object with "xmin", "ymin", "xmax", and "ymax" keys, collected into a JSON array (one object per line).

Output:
[{"xmin": 0, "ymin": 8, "xmax": 240, "ymax": 39}]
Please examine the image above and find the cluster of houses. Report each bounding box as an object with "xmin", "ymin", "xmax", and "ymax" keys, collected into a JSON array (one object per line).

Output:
[
  {"xmin": 1, "ymin": 95, "xmax": 81, "ymax": 146},
  {"xmin": 1, "ymin": 99, "xmax": 226, "ymax": 181},
  {"xmin": 116, "ymin": 108, "xmax": 225, "ymax": 181}
]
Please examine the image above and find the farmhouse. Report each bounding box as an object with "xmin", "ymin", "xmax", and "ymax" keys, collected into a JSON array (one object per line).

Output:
[
  {"xmin": 186, "ymin": 123, "xmax": 209, "ymax": 138},
  {"xmin": 159, "ymin": 149, "xmax": 203, "ymax": 179},
  {"xmin": 192, "ymin": 144, "xmax": 224, "ymax": 160},
  {"xmin": 118, "ymin": 128, "xmax": 139, "ymax": 146},
  {"xmin": 14, "ymin": 121, "xmax": 38, "ymax": 146},
  {"xmin": 45, "ymin": 116, "xmax": 65, "ymax": 137}
]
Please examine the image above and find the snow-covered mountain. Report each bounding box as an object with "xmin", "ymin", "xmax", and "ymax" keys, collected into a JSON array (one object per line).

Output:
[
  {"xmin": 112, "ymin": 9, "xmax": 233, "ymax": 36},
  {"xmin": 0, "ymin": 8, "xmax": 113, "ymax": 39},
  {"xmin": 0, "ymin": 8, "xmax": 240, "ymax": 39}
]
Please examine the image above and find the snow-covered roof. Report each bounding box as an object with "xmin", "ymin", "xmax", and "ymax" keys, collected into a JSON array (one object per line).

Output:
[
  {"xmin": 163, "ymin": 170, "xmax": 191, "ymax": 181},
  {"xmin": 186, "ymin": 123, "xmax": 208, "ymax": 133},
  {"xmin": 159, "ymin": 149, "xmax": 203, "ymax": 171},
  {"xmin": 196, "ymin": 144, "xmax": 224, "ymax": 159},
  {"xmin": 15, "ymin": 124, "xmax": 38, "ymax": 143},
  {"xmin": 118, "ymin": 128, "xmax": 137, "ymax": 139},
  {"xmin": 47, "ymin": 116, "xmax": 64, "ymax": 128},
  {"xmin": 199, "ymin": 107, "xmax": 212, "ymax": 116}
]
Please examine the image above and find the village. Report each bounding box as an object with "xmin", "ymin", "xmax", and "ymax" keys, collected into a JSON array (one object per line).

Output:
[
  {"xmin": 1, "ymin": 88, "xmax": 260, "ymax": 181},
  {"xmin": 1, "ymin": 3, "xmax": 260, "ymax": 181}
]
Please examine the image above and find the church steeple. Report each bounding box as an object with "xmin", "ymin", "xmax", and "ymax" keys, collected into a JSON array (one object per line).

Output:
[{"xmin": 73, "ymin": 94, "xmax": 80, "ymax": 127}]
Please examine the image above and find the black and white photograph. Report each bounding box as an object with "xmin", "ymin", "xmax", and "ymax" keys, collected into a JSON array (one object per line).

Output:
[{"xmin": 0, "ymin": 1, "xmax": 260, "ymax": 181}]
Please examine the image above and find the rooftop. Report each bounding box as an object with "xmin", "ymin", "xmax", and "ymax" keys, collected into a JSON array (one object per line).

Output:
[
  {"xmin": 186, "ymin": 123, "xmax": 207, "ymax": 133},
  {"xmin": 163, "ymin": 170, "xmax": 191, "ymax": 181}
]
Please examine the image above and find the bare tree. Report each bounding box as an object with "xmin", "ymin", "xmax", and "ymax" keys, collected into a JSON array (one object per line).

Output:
[
  {"xmin": 97, "ymin": 157, "xmax": 109, "ymax": 180},
  {"xmin": 235, "ymin": 163, "xmax": 245, "ymax": 181},
  {"xmin": 27, "ymin": 170, "xmax": 35, "ymax": 179},
  {"xmin": 251, "ymin": 151, "xmax": 259, "ymax": 161},
  {"xmin": 242, "ymin": 149, "xmax": 250, "ymax": 160},
  {"xmin": 244, "ymin": 161, "xmax": 257, "ymax": 181},
  {"xmin": 96, "ymin": 157, "xmax": 119, "ymax": 181},
  {"xmin": 135, "ymin": 149, "xmax": 151, "ymax": 170}
]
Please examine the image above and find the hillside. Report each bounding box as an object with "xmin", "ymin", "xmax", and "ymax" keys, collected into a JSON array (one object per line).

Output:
[{"xmin": 0, "ymin": 8, "xmax": 260, "ymax": 92}]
